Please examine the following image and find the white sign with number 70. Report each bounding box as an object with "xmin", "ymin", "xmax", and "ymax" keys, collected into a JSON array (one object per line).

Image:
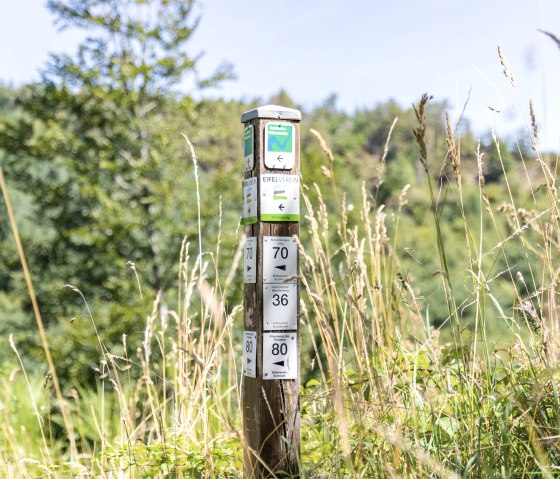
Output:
[{"xmin": 262, "ymin": 236, "xmax": 297, "ymax": 284}]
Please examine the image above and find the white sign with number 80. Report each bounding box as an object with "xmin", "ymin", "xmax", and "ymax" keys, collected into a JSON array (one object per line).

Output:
[
  {"xmin": 262, "ymin": 332, "xmax": 297, "ymax": 380},
  {"xmin": 243, "ymin": 331, "xmax": 257, "ymax": 378}
]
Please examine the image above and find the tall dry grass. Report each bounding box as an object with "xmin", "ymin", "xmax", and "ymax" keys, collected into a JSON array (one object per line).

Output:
[
  {"xmin": 294, "ymin": 72, "xmax": 560, "ymax": 475},
  {"xmin": 1, "ymin": 60, "xmax": 560, "ymax": 476},
  {"xmin": 0, "ymin": 137, "xmax": 245, "ymax": 478}
]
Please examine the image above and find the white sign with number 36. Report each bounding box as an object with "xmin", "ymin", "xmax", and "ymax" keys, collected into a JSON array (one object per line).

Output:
[{"xmin": 263, "ymin": 283, "xmax": 297, "ymax": 330}]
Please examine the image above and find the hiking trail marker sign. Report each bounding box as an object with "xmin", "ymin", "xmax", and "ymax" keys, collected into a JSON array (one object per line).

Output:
[
  {"xmin": 263, "ymin": 283, "xmax": 297, "ymax": 330},
  {"xmin": 243, "ymin": 236, "xmax": 257, "ymax": 284},
  {"xmin": 243, "ymin": 331, "xmax": 257, "ymax": 378},
  {"xmin": 264, "ymin": 122, "xmax": 295, "ymax": 170},
  {"xmin": 240, "ymin": 104, "xmax": 301, "ymax": 478},
  {"xmin": 262, "ymin": 236, "xmax": 298, "ymax": 283},
  {"xmin": 262, "ymin": 332, "xmax": 297, "ymax": 379},
  {"xmin": 244, "ymin": 124, "xmax": 254, "ymax": 172},
  {"xmin": 241, "ymin": 177, "xmax": 257, "ymax": 225},
  {"xmin": 260, "ymin": 174, "xmax": 300, "ymax": 222}
]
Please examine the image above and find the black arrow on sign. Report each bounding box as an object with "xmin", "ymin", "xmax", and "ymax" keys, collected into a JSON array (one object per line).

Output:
[
  {"xmin": 247, "ymin": 358, "xmax": 252, "ymax": 364},
  {"xmin": 247, "ymin": 266, "xmax": 252, "ymax": 271},
  {"xmin": 273, "ymin": 360, "xmax": 285, "ymax": 367},
  {"xmin": 277, "ymin": 155, "xmax": 284, "ymax": 162},
  {"xmin": 275, "ymin": 265, "xmax": 286, "ymax": 271},
  {"xmin": 279, "ymin": 204, "xmax": 285, "ymax": 211}
]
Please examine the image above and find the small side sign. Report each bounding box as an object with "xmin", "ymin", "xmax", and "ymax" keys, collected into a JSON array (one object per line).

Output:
[
  {"xmin": 244, "ymin": 236, "xmax": 257, "ymax": 283},
  {"xmin": 244, "ymin": 125, "xmax": 254, "ymax": 172},
  {"xmin": 243, "ymin": 331, "xmax": 257, "ymax": 378},
  {"xmin": 242, "ymin": 177, "xmax": 257, "ymax": 225}
]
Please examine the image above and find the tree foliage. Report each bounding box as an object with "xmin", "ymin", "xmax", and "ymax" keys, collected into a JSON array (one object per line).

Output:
[
  {"xmin": 0, "ymin": 0, "xmax": 237, "ymax": 379},
  {"xmin": 0, "ymin": 2, "xmax": 529, "ymax": 383}
]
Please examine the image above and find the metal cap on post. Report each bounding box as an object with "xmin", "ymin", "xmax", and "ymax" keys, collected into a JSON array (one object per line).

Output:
[
  {"xmin": 241, "ymin": 104, "xmax": 302, "ymax": 122},
  {"xmin": 241, "ymin": 104, "xmax": 302, "ymax": 478}
]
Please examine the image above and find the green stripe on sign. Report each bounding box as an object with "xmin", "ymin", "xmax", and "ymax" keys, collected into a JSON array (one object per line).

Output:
[
  {"xmin": 244, "ymin": 126, "xmax": 253, "ymax": 156},
  {"xmin": 241, "ymin": 216, "xmax": 257, "ymax": 225},
  {"xmin": 260, "ymin": 214, "xmax": 300, "ymax": 222}
]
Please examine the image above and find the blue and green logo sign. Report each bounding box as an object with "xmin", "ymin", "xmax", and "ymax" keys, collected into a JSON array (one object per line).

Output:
[
  {"xmin": 264, "ymin": 122, "xmax": 295, "ymax": 170},
  {"xmin": 267, "ymin": 123, "xmax": 293, "ymax": 153}
]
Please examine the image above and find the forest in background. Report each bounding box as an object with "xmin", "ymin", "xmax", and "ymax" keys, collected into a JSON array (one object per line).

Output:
[
  {"xmin": 0, "ymin": 2, "xmax": 543, "ymax": 386},
  {"xmin": 1, "ymin": 77, "xmax": 542, "ymax": 381}
]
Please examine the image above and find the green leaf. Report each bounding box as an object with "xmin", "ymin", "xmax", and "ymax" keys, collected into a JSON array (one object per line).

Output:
[{"xmin": 305, "ymin": 379, "xmax": 320, "ymax": 388}]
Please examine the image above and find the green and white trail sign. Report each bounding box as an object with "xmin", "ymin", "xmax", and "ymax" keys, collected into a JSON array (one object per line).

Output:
[
  {"xmin": 242, "ymin": 177, "xmax": 257, "ymax": 225},
  {"xmin": 244, "ymin": 124, "xmax": 254, "ymax": 171},
  {"xmin": 260, "ymin": 174, "xmax": 299, "ymax": 221}
]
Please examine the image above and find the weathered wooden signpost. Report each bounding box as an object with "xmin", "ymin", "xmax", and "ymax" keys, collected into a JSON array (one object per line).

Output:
[{"xmin": 241, "ymin": 105, "xmax": 302, "ymax": 478}]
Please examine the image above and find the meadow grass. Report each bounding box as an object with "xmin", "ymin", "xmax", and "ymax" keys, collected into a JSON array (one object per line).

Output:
[{"xmin": 1, "ymin": 85, "xmax": 560, "ymax": 477}]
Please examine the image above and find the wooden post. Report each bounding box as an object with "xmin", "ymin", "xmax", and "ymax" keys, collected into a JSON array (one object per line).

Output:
[{"xmin": 241, "ymin": 105, "xmax": 301, "ymax": 478}]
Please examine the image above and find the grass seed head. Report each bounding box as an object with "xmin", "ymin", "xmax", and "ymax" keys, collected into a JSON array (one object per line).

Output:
[
  {"xmin": 446, "ymin": 111, "xmax": 461, "ymax": 186},
  {"xmin": 529, "ymin": 97, "xmax": 538, "ymax": 151},
  {"xmin": 310, "ymin": 128, "xmax": 334, "ymax": 163},
  {"xmin": 498, "ymin": 45, "xmax": 517, "ymax": 87},
  {"xmin": 413, "ymin": 93, "xmax": 433, "ymax": 174}
]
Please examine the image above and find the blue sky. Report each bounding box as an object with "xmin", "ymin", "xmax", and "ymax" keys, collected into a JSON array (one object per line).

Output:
[{"xmin": 1, "ymin": 0, "xmax": 560, "ymax": 150}]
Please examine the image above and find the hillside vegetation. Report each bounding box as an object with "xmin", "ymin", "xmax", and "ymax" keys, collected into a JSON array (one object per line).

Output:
[{"xmin": 1, "ymin": 0, "xmax": 560, "ymax": 477}]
